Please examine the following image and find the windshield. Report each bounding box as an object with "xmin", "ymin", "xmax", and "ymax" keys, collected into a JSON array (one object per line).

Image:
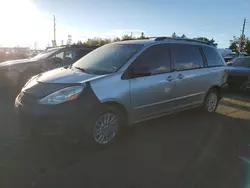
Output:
[
  {"xmin": 232, "ymin": 58, "xmax": 250, "ymax": 67},
  {"xmin": 73, "ymin": 44, "xmax": 142, "ymax": 75},
  {"xmin": 224, "ymin": 53, "xmax": 238, "ymax": 58},
  {"xmin": 30, "ymin": 49, "xmax": 58, "ymax": 61}
]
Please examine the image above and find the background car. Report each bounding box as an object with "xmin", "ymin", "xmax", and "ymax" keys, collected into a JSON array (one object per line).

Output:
[
  {"xmin": 224, "ymin": 52, "xmax": 248, "ymax": 63},
  {"xmin": 223, "ymin": 52, "xmax": 239, "ymax": 62},
  {"xmin": 0, "ymin": 45, "xmax": 97, "ymax": 91},
  {"xmin": 227, "ymin": 56, "xmax": 250, "ymax": 91}
]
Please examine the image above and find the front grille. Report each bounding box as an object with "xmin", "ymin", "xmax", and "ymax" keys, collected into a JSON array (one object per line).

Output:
[{"xmin": 18, "ymin": 92, "xmax": 38, "ymax": 105}]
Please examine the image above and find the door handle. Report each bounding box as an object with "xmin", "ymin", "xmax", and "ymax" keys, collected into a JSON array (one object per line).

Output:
[
  {"xmin": 177, "ymin": 74, "xmax": 184, "ymax": 79},
  {"xmin": 166, "ymin": 76, "xmax": 175, "ymax": 81}
]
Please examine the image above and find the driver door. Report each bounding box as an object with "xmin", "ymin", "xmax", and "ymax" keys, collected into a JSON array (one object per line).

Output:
[{"xmin": 129, "ymin": 44, "xmax": 177, "ymax": 122}]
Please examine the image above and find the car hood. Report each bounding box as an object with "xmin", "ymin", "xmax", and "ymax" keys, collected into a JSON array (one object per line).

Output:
[
  {"xmin": 0, "ymin": 58, "xmax": 35, "ymax": 67},
  {"xmin": 37, "ymin": 66, "xmax": 107, "ymax": 84},
  {"xmin": 228, "ymin": 66, "xmax": 250, "ymax": 76}
]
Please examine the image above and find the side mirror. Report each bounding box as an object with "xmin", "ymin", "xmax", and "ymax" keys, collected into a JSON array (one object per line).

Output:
[{"xmin": 129, "ymin": 66, "xmax": 151, "ymax": 78}]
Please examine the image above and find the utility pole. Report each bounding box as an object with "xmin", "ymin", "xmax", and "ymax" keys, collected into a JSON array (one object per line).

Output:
[
  {"xmin": 53, "ymin": 15, "xmax": 56, "ymax": 47},
  {"xmin": 240, "ymin": 18, "xmax": 246, "ymax": 52}
]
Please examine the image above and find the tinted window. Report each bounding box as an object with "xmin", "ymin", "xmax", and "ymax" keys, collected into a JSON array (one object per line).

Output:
[
  {"xmin": 171, "ymin": 44, "xmax": 203, "ymax": 71},
  {"xmin": 232, "ymin": 58, "xmax": 250, "ymax": 67},
  {"xmin": 132, "ymin": 44, "xmax": 171, "ymax": 75},
  {"xmin": 203, "ymin": 46, "xmax": 224, "ymax": 67},
  {"xmin": 64, "ymin": 50, "xmax": 78, "ymax": 65}
]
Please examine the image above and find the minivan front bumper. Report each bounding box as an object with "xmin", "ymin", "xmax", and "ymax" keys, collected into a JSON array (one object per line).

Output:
[{"xmin": 14, "ymin": 83, "xmax": 101, "ymax": 135}]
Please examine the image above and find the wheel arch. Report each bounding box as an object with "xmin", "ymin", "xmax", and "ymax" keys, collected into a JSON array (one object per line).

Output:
[
  {"xmin": 206, "ymin": 85, "xmax": 221, "ymax": 100},
  {"xmin": 101, "ymin": 100, "xmax": 130, "ymax": 125}
]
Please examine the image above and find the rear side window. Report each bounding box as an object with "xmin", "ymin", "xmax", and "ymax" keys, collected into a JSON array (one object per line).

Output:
[
  {"xmin": 202, "ymin": 46, "xmax": 224, "ymax": 67},
  {"xmin": 232, "ymin": 58, "xmax": 250, "ymax": 67},
  {"xmin": 132, "ymin": 44, "xmax": 171, "ymax": 75},
  {"xmin": 171, "ymin": 44, "xmax": 203, "ymax": 71}
]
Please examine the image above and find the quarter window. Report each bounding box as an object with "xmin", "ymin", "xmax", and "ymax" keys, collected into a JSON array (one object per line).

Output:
[
  {"xmin": 202, "ymin": 46, "xmax": 224, "ymax": 67},
  {"xmin": 171, "ymin": 44, "xmax": 203, "ymax": 71},
  {"xmin": 132, "ymin": 44, "xmax": 171, "ymax": 75}
]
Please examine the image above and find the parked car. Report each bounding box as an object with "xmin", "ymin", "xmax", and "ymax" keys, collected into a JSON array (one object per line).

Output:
[
  {"xmin": 15, "ymin": 37, "xmax": 227, "ymax": 148},
  {"xmin": 0, "ymin": 45, "xmax": 96, "ymax": 91},
  {"xmin": 224, "ymin": 52, "xmax": 247, "ymax": 63},
  {"xmin": 227, "ymin": 56, "xmax": 250, "ymax": 91},
  {"xmin": 223, "ymin": 52, "xmax": 239, "ymax": 62}
]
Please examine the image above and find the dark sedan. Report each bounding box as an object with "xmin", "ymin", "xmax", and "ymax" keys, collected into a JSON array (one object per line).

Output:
[
  {"xmin": 0, "ymin": 46, "xmax": 96, "ymax": 91},
  {"xmin": 227, "ymin": 57, "xmax": 250, "ymax": 91}
]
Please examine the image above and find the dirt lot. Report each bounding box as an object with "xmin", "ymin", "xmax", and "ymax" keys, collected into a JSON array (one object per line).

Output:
[{"xmin": 0, "ymin": 90, "xmax": 250, "ymax": 188}]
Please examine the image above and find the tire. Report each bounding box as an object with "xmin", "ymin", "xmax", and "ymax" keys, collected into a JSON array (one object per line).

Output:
[
  {"xmin": 83, "ymin": 105, "xmax": 123, "ymax": 149},
  {"xmin": 203, "ymin": 88, "xmax": 219, "ymax": 113}
]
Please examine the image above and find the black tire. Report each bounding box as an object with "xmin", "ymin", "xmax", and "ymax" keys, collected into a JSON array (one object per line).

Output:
[
  {"xmin": 83, "ymin": 105, "xmax": 124, "ymax": 149},
  {"xmin": 203, "ymin": 88, "xmax": 219, "ymax": 113}
]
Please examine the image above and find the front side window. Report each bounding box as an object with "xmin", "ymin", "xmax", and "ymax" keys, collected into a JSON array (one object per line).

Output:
[
  {"xmin": 232, "ymin": 58, "xmax": 250, "ymax": 67},
  {"xmin": 54, "ymin": 51, "xmax": 64, "ymax": 60},
  {"xmin": 171, "ymin": 44, "xmax": 203, "ymax": 71},
  {"xmin": 64, "ymin": 50, "xmax": 77, "ymax": 65},
  {"xmin": 202, "ymin": 46, "xmax": 225, "ymax": 67},
  {"xmin": 131, "ymin": 44, "xmax": 171, "ymax": 75},
  {"xmin": 30, "ymin": 49, "xmax": 59, "ymax": 61},
  {"xmin": 73, "ymin": 44, "xmax": 142, "ymax": 75}
]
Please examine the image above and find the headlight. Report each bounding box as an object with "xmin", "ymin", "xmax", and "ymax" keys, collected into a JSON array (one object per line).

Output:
[{"xmin": 39, "ymin": 85, "xmax": 85, "ymax": 105}]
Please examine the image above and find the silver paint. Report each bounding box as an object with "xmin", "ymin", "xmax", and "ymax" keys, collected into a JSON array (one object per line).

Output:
[{"xmin": 91, "ymin": 41, "xmax": 227, "ymax": 124}]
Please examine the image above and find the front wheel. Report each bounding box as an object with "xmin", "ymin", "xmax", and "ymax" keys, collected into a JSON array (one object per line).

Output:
[
  {"xmin": 204, "ymin": 89, "xmax": 219, "ymax": 113},
  {"xmin": 84, "ymin": 105, "xmax": 123, "ymax": 148}
]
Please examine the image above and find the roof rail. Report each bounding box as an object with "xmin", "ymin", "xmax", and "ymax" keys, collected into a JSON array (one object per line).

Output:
[{"xmin": 150, "ymin": 37, "xmax": 215, "ymax": 46}]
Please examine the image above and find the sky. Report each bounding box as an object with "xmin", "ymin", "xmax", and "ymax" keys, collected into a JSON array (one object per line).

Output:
[{"xmin": 0, "ymin": 0, "xmax": 249, "ymax": 49}]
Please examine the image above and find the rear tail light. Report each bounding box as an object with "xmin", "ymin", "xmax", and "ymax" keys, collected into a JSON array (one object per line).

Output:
[{"xmin": 224, "ymin": 68, "xmax": 229, "ymax": 73}]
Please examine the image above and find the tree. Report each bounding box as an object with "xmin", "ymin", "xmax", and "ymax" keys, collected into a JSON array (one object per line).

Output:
[
  {"xmin": 193, "ymin": 37, "xmax": 218, "ymax": 46},
  {"xmin": 181, "ymin": 34, "xmax": 186, "ymax": 38},
  {"xmin": 229, "ymin": 35, "xmax": 249, "ymax": 52},
  {"xmin": 77, "ymin": 40, "xmax": 83, "ymax": 45},
  {"xmin": 172, "ymin": 32, "xmax": 178, "ymax": 38},
  {"xmin": 83, "ymin": 37, "xmax": 111, "ymax": 47},
  {"xmin": 139, "ymin": 32, "xmax": 146, "ymax": 39},
  {"xmin": 122, "ymin": 34, "xmax": 133, "ymax": 40},
  {"xmin": 243, "ymin": 39, "xmax": 250, "ymax": 55},
  {"xmin": 229, "ymin": 42, "xmax": 239, "ymax": 53},
  {"xmin": 113, "ymin": 37, "xmax": 121, "ymax": 42}
]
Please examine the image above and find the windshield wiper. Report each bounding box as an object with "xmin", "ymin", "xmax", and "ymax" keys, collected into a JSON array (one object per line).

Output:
[{"xmin": 74, "ymin": 66, "xmax": 88, "ymax": 73}]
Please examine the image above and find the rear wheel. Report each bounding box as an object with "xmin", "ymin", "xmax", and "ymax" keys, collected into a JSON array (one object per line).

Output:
[{"xmin": 204, "ymin": 89, "xmax": 219, "ymax": 113}]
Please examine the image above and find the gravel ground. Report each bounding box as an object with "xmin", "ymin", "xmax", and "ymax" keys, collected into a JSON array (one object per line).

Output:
[{"xmin": 0, "ymin": 90, "xmax": 250, "ymax": 188}]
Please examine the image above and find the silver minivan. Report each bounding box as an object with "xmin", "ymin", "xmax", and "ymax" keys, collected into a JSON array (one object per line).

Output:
[{"xmin": 15, "ymin": 37, "xmax": 228, "ymax": 147}]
